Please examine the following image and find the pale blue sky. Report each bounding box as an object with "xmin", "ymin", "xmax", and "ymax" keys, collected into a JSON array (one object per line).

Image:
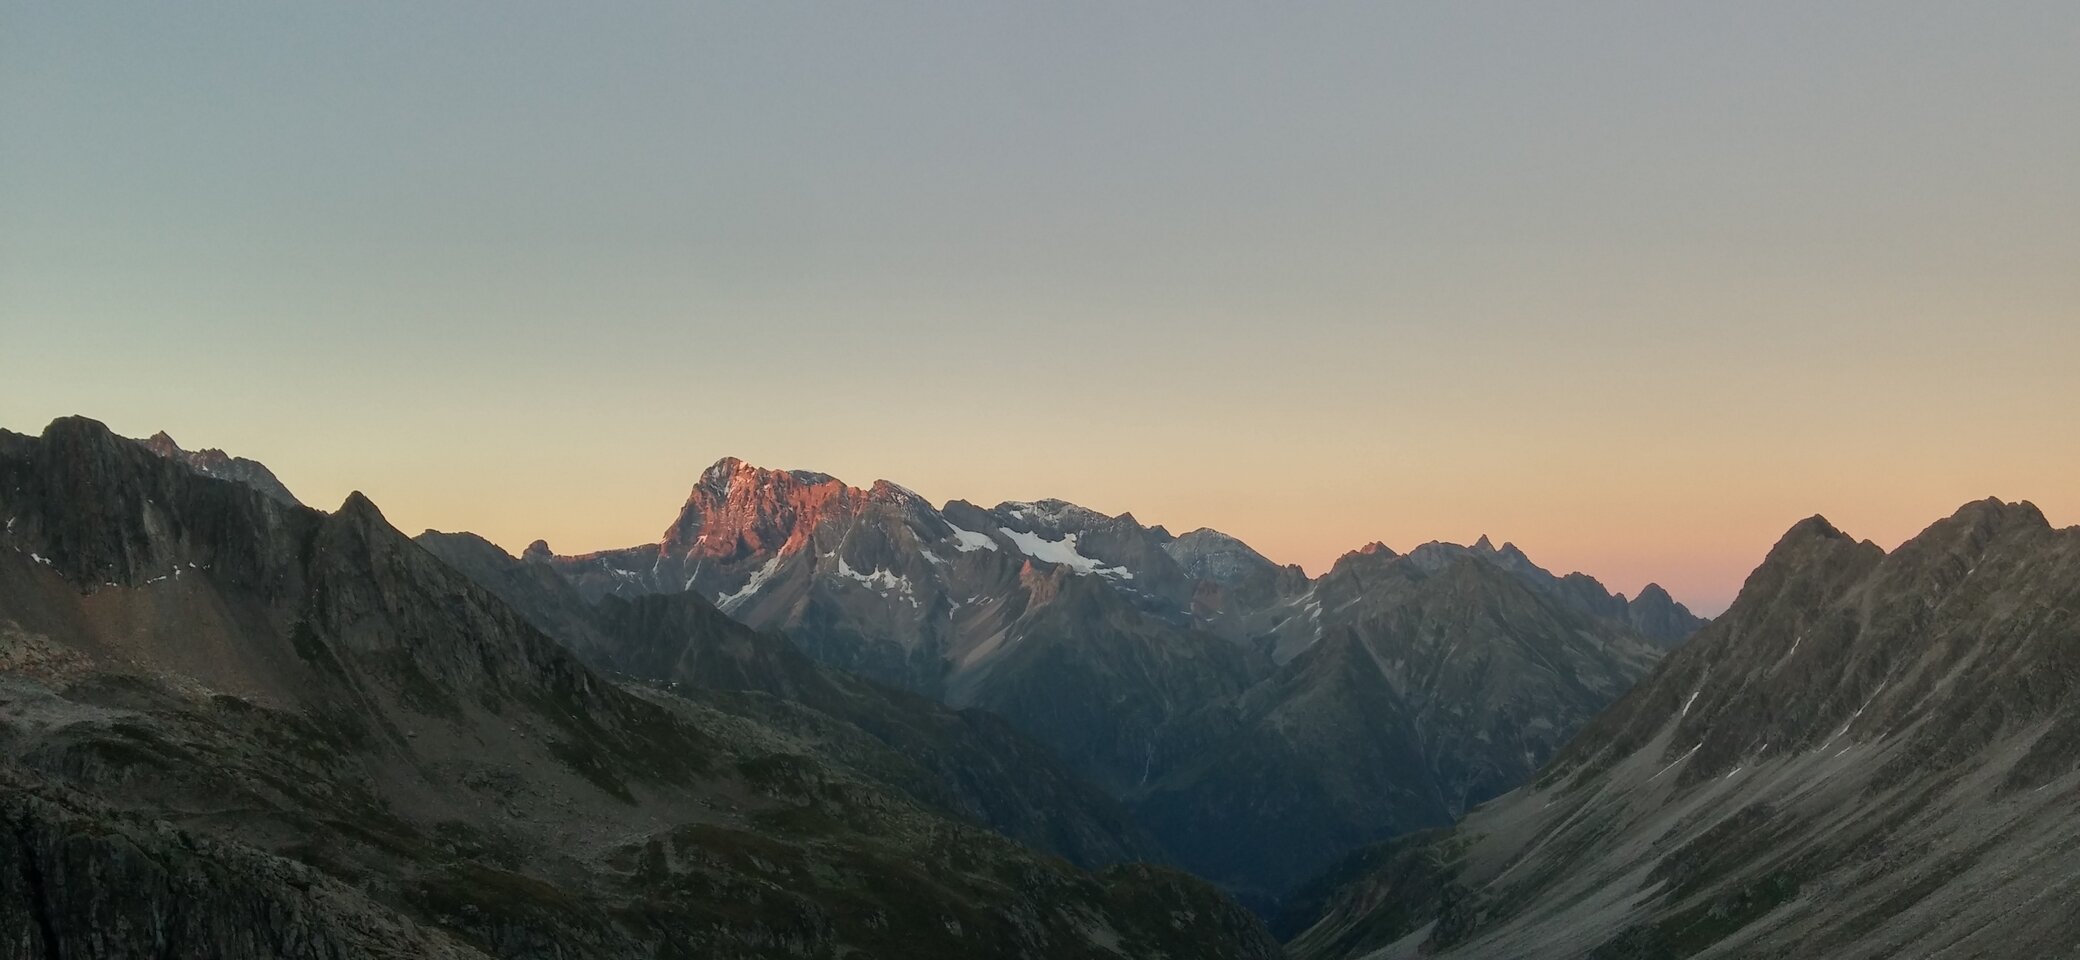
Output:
[{"xmin": 5, "ymin": 2, "xmax": 2077, "ymax": 612}]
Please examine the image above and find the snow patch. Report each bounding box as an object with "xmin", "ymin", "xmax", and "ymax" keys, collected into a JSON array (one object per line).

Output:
[
  {"xmin": 948, "ymin": 525, "xmax": 999, "ymax": 553},
  {"xmin": 997, "ymin": 527, "xmax": 1133, "ymax": 579},
  {"xmin": 1646, "ymin": 744, "xmax": 1702, "ymax": 784},
  {"xmin": 716, "ymin": 554, "xmax": 784, "ymax": 611},
  {"xmin": 1819, "ymin": 681, "xmax": 1889, "ymax": 749},
  {"xmin": 835, "ymin": 557, "xmax": 912, "ymax": 594}
]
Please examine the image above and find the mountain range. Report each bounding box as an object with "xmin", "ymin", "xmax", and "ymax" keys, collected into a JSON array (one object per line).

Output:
[
  {"xmin": 505, "ymin": 456, "xmax": 1702, "ymax": 904},
  {"xmin": 9, "ymin": 416, "xmax": 2071, "ymax": 958}
]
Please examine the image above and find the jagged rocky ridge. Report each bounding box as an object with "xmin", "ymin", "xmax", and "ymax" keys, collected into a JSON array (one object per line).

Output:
[
  {"xmin": 140, "ymin": 429, "xmax": 303, "ymax": 508},
  {"xmin": 1282, "ymin": 499, "xmax": 2080, "ymax": 960},
  {"xmin": 0, "ymin": 418, "xmax": 1280, "ymax": 960},
  {"xmin": 516, "ymin": 456, "xmax": 1701, "ymax": 907}
]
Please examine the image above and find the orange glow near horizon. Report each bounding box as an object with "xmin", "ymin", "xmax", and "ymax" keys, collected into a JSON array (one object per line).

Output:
[
  {"xmin": 8, "ymin": 5, "xmax": 2079, "ymax": 619},
  {"xmin": 11, "ymin": 404, "xmax": 2071, "ymax": 618}
]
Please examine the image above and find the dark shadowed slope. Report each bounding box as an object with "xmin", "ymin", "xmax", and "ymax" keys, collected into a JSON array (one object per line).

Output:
[
  {"xmin": 1131, "ymin": 547, "xmax": 1662, "ymax": 907},
  {"xmin": 1284, "ymin": 499, "xmax": 2080, "ymax": 960}
]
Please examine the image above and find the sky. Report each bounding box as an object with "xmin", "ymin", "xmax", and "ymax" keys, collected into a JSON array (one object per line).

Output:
[{"xmin": 4, "ymin": 2, "xmax": 2077, "ymax": 615}]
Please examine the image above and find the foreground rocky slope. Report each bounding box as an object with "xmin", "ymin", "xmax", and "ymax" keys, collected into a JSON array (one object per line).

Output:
[
  {"xmin": 0, "ymin": 418, "xmax": 1280, "ymax": 959},
  {"xmin": 1283, "ymin": 499, "xmax": 2080, "ymax": 960}
]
